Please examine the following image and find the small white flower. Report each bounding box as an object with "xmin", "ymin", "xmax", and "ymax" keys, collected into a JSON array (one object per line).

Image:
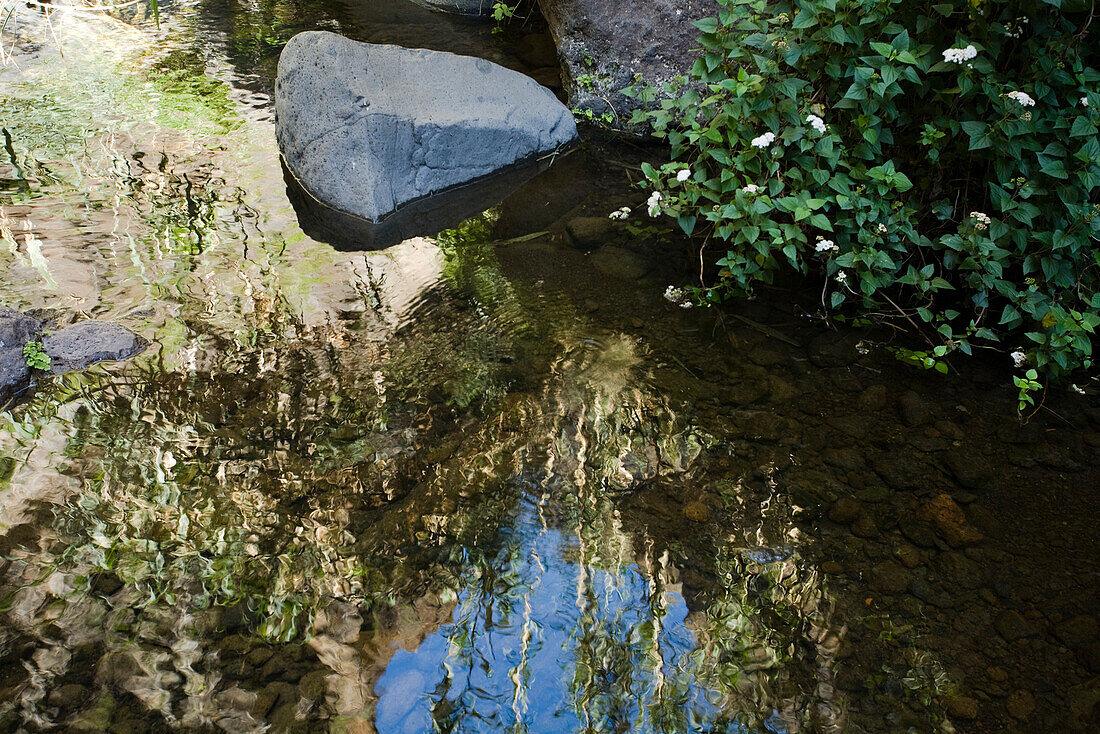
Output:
[
  {"xmin": 750, "ymin": 132, "xmax": 776, "ymax": 149},
  {"xmin": 664, "ymin": 285, "xmax": 692, "ymax": 308},
  {"xmin": 835, "ymin": 271, "xmax": 847, "ymax": 282},
  {"xmin": 942, "ymin": 44, "xmax": 978, "ymax": 64},
  {"xmin": 647, "ymin": 190, "xmax": 663, "ymax": 217},
  {"xmin": 608, "ymin": 206, "xmax": 631, "ymax": 221},
  {"xmin": 1006, "ymin": 90, "xmax": 1035, "ymax": 107},
  {"xmin": 970, "ymin": 211, "xmax": 991, "ymax": 231},
  {"xmin": 741, "ymin": 184, "xmax": 760, "ymax": 194},
  {"xmin": 676, "ymin": 168, "xmax": 691, "ymax": 182},
  {"xmin": 1081, "ymin": 96, "xmax": 1090, "ymax": 107},
  {"xmin": 1071, "ymin": 383, "xmax": 1086, "ymax": 395},
  {"xmin": 805, "ymin": 114, "xmax": 826, "ymax": 134},
  {"xmin": 814, "ymin": 238, "xmax": 837, "ymax": 253},
  {"xmin": 876, "ymin": 223, "xmax": 888, "ymax": 234},
  {"xmin": 1010, "ymin": 349, "xmax": 1027, "ymax": 368}
]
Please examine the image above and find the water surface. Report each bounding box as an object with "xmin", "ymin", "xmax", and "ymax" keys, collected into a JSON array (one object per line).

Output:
[{"xmin": 1, "ymin": 2, "xmax": 1099, "ymax": 733}]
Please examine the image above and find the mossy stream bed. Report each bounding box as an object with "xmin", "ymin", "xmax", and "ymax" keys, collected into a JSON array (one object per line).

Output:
[{"xmin": 1, "ymin": 2, "xmax": 1099, "ymax": 733}]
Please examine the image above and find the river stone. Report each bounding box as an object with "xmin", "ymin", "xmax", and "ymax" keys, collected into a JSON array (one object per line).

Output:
[
  {"xmin": 1005, "ymin": 689, "xmax": 1035, "ymax": 720},
  {"xmin": 43, "ymin": 322, "xmax": 147, "ymax": 374},
  {"xmin": 411, "ymin": 0, "xmax": 493, "ymax": 15},
  {"xmin": 0, "ymin": 306, "xmax": 41, "ymax": 401},
  {"xmin": 919, "ymin": 493, "xmax": 983, "ymax": 547},
  {"xmin": 275, "ymin": 31, "xmax": 577, "ymax": 224},
  {"xmin": 945, "ymin": 695, "xmax": 979, "ymax": 720},
  {"xmin": 828, "ymin": 497, "xmax": 861, "ymax": 525},
  {"xmin": 539, "ymin": 0, "xmax": 717, "ymax": 133}
]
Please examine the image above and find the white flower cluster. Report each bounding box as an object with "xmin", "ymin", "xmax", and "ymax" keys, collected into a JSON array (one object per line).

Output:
[
  {"xmin": 676, "ymin": 168, "xmax": 691, "ymax": 182},
  {"xmin": 647, "ymin": 190, "xmax": 663, "ymax": 217},
  {"xmin": 663, "ymin": 285, "xmax": 693, "ymax": 309},
  {"xmin": 970, "ymin": 211, "xmax": 991, "ymax": 231},
  {"xmin": 835, "ymin": 271, "xmax": 848, "ymax": 282},
  {"xmin": 750, "ymin": 132, "xmax": 776, "ymax": 148},
  {"xmin": 1004, "ymin": 17, "xmax": 1029, "ymax": 39},
  {"xmin": 806, "ymin": 114, "xmax": 826, "ymax": 134},
  {"xmin": 942, "ymin": 45, "xmax": 978, "ymax": 64},
  {"xmin": 876, "ymin": 223, "xmax": 888, "ymax": 234},
  {"xmin": 608, "ymin": 206, "xmax": 631, "ymax": 221},
  {"xmin": 742, "ymin": 184, "xmax": 761, "ymax": 194},
  {"xmin": 814, "ymin": 238, "xmax": 838, "ymax": 253},
  {"xmin": 1010, "ymin": 349, "xmax": 1027, "ymax": 368},
  {"xmin": 1007, "ymin": 90, "xmax": 1035, "ymax": 107},
  {"xmin": 1082, "ymin": 96, "xmax": 1090, "ymax": 107}
]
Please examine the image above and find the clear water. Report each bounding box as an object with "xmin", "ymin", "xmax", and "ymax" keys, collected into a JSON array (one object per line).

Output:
[{"xmin": 1, "ymin": 2, "xmax": 1099, "ymax": 733}]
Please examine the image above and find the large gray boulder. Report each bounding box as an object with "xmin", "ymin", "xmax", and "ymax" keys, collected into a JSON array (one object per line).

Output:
[
  {"xmin": 275, "ymin": 31, "xmax": 576, "ymax": 225},
  {"xmin": 538, "ymin": 0, "xmax": 716, "ymax": 133},
  {"xmin": 0, "ymin": 306, "xmax": 40, "ymax": 402}
]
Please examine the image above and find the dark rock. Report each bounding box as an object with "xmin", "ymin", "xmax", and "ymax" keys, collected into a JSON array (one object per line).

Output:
[
  {"xmin": 540, "ymin": 0, "xmax": 716, "ymax": 133},
  {"xmin": 857, "ymin": 384, "xmax": 889, "ymax": 412},
  {"xmin": 255, "ymin": 681, "xmax": 296, "ymax": 717},
  {"xmin": 412, "ymin": 0, "xmax": 493, "ymax": 15},
  {"xmin": 942, "ymin": 447, "xmax": 994, "ymax": 490},
  {"xmin": 945, "ymin": 695, "xmax": 979, "ymax": 720},
  {"xmin": 43, "ymin": 322, "xmax": 146, "ymax": 374},
  {"xmin": 275, "ymin": 31, "xmax": 576, "ymax": 225},
  {"xmin": 898, "ymin": 390, "xmax": 933, "ymax": 427},
  {"xmin": 0, "ymin": 306, "xmax": 41, "ymax": 401},
  {"xmin": 1078, "ymin": 642, "xmax": 1100, "ymax": 674},
  {"xmin": 850, "ymin": 514, "xmax": 879, "ymax": 538},
  {"xmin": 728, "ymin": 410, "xmax": 787, "ymax": 443},
  {"xmin": 1005, "ymin": 689, "xmax": 1035, "ymax": 720},
  {"xmin": 919, "ymin": 494, "xmax": 983, "ymax": 547},
  {"xmin": 893, "ymin": 544, "xmax": 921, "ymax": 569},
  {"xmin": 588, "ymin": 246, "xmax": 649, "ymax": 280},
  {"xmin": 1055, "ymin": 615, "xmax": 1099, "ymax": 648},
  {"xmin": 872, "ymin": 562, "xmax": 911, "ymax": 594},
  {"xmin": 934, "ymin": 552, "xmax": 983, "ymax": 590},
  {"xmin": 899, "ymin": 517, "xmax": 938, "ymax": 548},
  {"xmin": 822, "ymin": 447, "xmax": 864, "ymax": 473},
  {"xmin": 47, "ymin": 683, "xmax": 88, "ymax": 709},
  {"xmin": 1066, "ymin": 677, "xmax": 1100, "ymax": 731},
  {"xmin": 871, "ymin": 453, "xmax": 939, "ymax": 493},
  {"xmin": 807, "ymin": 331, "xmax": 860, "ymax": 368},
  {"xmin": 565, "ymin": 216, "xmax": 615, "ymax": 248},
  {"xmin": 828, "ymin": 497, "xmax": 861, "ymax": 525},
  {"xmin": 246, "ymin": 647, "xmax": 276, "ymax": 667},
  {"xmin": 995, "ymin": 609, "xmax": 1036, "ymax": 641},
  {"xmin": 908, "ymin": 579, "xmax": 954, "ymax": 608}
]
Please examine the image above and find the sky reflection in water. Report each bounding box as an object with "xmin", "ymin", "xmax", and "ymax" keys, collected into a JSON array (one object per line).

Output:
[{"xmin": 374, "ymin": 494, "xmax": 735, "ymax": 734}]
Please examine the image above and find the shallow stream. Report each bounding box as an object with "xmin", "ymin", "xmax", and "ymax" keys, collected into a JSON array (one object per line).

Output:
[{"xmin": 1, "ymin": 2, "xmax": 1099, "ymax": 733}]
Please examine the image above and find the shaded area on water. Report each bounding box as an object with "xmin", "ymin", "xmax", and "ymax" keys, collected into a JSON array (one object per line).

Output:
[{"xmin": 1, "ymin": 2, "xmax": 1099, "ymax": 734}]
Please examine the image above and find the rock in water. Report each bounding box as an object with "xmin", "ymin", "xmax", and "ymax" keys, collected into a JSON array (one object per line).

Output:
[
  {"xmin": 43, "ymin": 322, "xmax": 147, "ymax": 374},
  {"xmin": 275, "ymin": 31, "xmax": 577, "ymax": 225},
  {"xmin": 410, "ymin": 0, "xmax": 493, "ymax": 15},
  {"xmin": 0, "ymin": 306, "xmax": 41, "ymax": 402},
  {"xmin": 540, "ymin": 0, "xmax": 716, "ymax": 133}
]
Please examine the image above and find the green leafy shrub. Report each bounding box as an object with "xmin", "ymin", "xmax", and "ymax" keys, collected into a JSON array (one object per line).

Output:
[{"xmin": 625, "ymin": 0, "xmax": 1100, "ymax": 383}]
